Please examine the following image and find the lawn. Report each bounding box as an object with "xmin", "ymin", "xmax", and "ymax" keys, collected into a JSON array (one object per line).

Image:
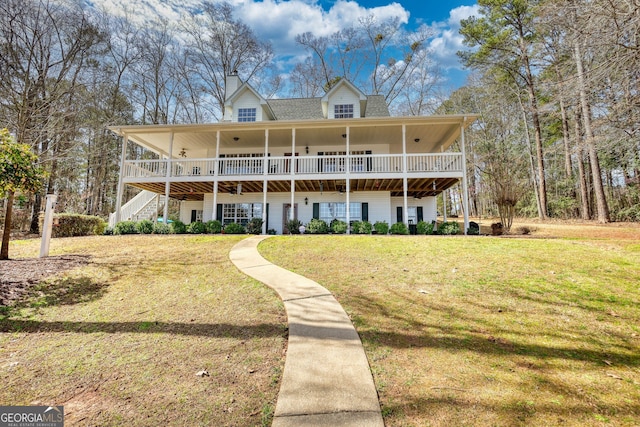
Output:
[
  {"xmin": 258, "ymin": 223, "xmax": 640, "ymax": 426},
  {"xmin": 0, "ymin": 235, "xmax": 286, "ymax": 426}
]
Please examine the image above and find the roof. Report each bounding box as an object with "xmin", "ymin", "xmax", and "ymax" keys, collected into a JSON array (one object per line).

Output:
[
  {"xmin": 266, "ymin": 94, "xmax": 390, "ymax": 120},
  {"xmin": 364, "ymin": 95, "xmax": 390, "ymax": 117}
]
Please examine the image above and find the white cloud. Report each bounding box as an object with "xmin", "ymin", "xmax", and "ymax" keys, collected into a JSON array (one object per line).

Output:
[{"xmin": 427, "ymin": 5, "xmax": 480, "ymax": 70}]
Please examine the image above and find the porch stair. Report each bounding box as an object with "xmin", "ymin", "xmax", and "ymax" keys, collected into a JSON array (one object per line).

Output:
[{"xmin": 109, "ymin": 190, "xmax": 166, "ymax": 227}]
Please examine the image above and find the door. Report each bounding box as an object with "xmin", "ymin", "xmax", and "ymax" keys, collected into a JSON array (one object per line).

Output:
[{"xmin": 282, "ymin": 203, "xmax": 298, "ymax": 234}]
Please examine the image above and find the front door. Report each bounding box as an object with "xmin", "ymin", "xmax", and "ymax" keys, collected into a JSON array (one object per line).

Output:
[{"xmin": 282, "ymin": 203, "xmax": 298, "ymax": 234}]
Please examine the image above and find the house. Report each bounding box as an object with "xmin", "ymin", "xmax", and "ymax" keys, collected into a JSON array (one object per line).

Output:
[{"xmin": 108, "ymin": 74, "xmax": 476, "ymax": 234}]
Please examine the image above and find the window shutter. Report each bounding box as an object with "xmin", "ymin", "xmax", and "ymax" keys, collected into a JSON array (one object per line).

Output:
[
  {"xmin": 313, "ymin": 203, "xmax": 320, "ymax": 219},
  {"xmin": 362, "ymin": 203, "xmax": 369, "ymax": 221},
  {"xmin": 265, "ymin": 203, "xmax": 269, "ymax": 232},
  {"xmin": 365, "ymin": 150, "xmax": 372, "ymax": 171},
  {"xmin": 191, "ymin": 210, "xmax": 197, "ymax": 223},
  {"xmin": 317, "ymin": 152, "xmax": 324, "ymax": 173},
  {"xmin": 216, "ymin": 204, "xmax": 223, "ymax": 221},
  {"xmin": 417, "ymin": 206, "xmax": 424, "ymax": 222},
  {"xmin": 396, "ymin": 206, "xmax": 402, "ymax": 223}
]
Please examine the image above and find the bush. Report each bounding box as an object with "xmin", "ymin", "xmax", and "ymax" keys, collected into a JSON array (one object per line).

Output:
[
  {"xmin": 171, "ymin": 220, "xmax": 187, "ymax": 234},
  {"xmin": 285, "ymin": 219, "xmax": 302, "ymax": 234},
  {"xmin": 439, "ymin": 221, "xmax": 460, "ymax": 235},
  {"xmin": 373, "ymin": 221, "xmax": 389, "ymax": 235},
  {"xmin": 136, "ymin": 219, "xmax": 154, "ymax": 234},
  {"xmin": 114, "ymin": 220, "xmax": 138, "ymax": 235},
  {"xmin": 352, "ymin": 220, "xmax": 372, "ymax": 234},
  {"xmin": 331, "ymin": 219, "xmax": 348, "ymax": 234},
  {"xmin": 246, "ymin": 218, "xmax": 264, "ymax": 234},
  {"xmin": 153, "ymin": 223, "xmax": 172, "ymax": 234},
  {"xmin": 205, "ymin": 220, "xmax": 222, "ymax": 234},
  {"xmin": 223, "ymin": 222, "xmax": 246, "ymax": 234},
  {"xmin": 416, "ymin": 221, "xmax": 434, "ymax": 235},
  {"xmin": 103, "ymin": 227, "xmax": 114, "ymax": 236},
  {"xmin": 467, "ymin": 221, "xmax": 480, "ymax": 235},
  {"xmin": 267, "ymin": 229, "xmax": 277, "ymax": 235},
  {"xmin": 390, "ymin": 222, "xmax": 409, "ymax": 235},
  {"xmin": 46, "ymin": 213, "xmax": 106, "ymax": 237},
  {"xmin": 307, "ymin": 218, "xmax": 329, "ymax": 234},
  {"xmin": 187, "ymin": 221, "xmax": 206, "ymax": 234}
]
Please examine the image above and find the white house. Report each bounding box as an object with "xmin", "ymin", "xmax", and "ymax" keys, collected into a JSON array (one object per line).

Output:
[{"xmin": 109, "ymin": 75, "xmax": 476, "ymax": 234}]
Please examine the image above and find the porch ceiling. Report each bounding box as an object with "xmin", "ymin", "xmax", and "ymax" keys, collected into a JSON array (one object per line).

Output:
[
  {"xmin": 108, "ymin": 115, "xmax": 477, "ymax": 159},
  {"xmin": 127, "ymin": 177, "xmax": 461, "ymax": 201}
]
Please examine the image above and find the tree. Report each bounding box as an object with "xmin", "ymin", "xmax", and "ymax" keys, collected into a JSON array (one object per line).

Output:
[{"xmin": 1, "ymin": 129, "xmax": 47, "ymax": 260}]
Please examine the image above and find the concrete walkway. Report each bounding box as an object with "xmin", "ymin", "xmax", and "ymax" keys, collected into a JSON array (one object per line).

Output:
[{"xmin": 229, "ymin": 236, "xmax": 384, "ymax": 427}]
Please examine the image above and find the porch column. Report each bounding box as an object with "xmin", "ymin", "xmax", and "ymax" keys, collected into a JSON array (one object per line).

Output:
[
  {"xmin": 114, "ymin": 132, "xmax": 128, "ymax": 223},
  {"xmin": 345, "ymin": 127, "xmax": 350, "ymax": 233},
  {"xmin": 402, "ymin": 124, "xmax": 409, "ymax": 225},
  {"xmin": 460, "ymin": 121, "xmax": 470, "ymax": 235},
  {"xmin": 213, "ymin": 131, "xmax": 220, "ymax": 223},
  {"xmin": 290, "ymin": 128, "xmax": 295, "ymax": 220},
  {"xmin": 263, "ymin": 129, "xmax": 269, "ymax": 234},
  {"xmin": 163, "ymin": 132, "xmax": 174, "ymax": 224}
]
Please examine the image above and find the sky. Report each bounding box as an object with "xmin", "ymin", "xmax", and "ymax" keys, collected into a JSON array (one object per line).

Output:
[{"xmin": 88, "ymin": 0, "xmax": 479, "ymax": 90}]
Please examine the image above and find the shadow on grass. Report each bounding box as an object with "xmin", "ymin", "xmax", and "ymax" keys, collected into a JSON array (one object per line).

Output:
[{"xmin": 0, "ymin": 318, "xmax": 286, "ymax": 339}]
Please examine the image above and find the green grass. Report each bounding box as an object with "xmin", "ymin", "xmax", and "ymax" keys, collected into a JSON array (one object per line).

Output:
[
  {"xmin": 259, "ymin": 233, "xmax": 640, "ymax": 426},
  {"xmin": 1, "ymin": 235, "xmax": 286, "ymax": 426}
]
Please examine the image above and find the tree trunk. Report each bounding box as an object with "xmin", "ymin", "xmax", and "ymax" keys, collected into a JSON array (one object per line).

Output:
[
  {"xmin": 1, "ymin": 191, "xmax": 15, "ymax": 260},
  {"xmin": 574, "ymin": 39, "xmax": 610, "ymax": 223}
]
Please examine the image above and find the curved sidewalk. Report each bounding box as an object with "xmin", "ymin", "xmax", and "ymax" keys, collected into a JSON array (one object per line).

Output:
[{"xmin": 230, "ymin": 236, "xmax": 384, "ymax": 427}]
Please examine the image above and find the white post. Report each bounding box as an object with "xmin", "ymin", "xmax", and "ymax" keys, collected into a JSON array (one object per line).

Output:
[
  {"xmin": 290, "ymin": 128, "xmax": 296, "ymax": 220},
  {"xmin": 263, "ymin": 129, "xmax": 269, "ymax": 234},
  {"xmin": 39, "ymin": 194, "xmax": 57, "ymax": 258},
  {"xmin": 114, "ymin": 133, "xmax": 128, "ymax": 223},
  {"xmin": 345, "ymin": 127, "xmax": 350, "ymax": 233},
  {"xmin": 402, "ymin": 124, "xmax": 409, "ymax": 225},
  {"xmin": 163, "ymin": 132, "xmax": 174, "ymax": 223},
  {"xmin": 461, "ymin": 121, "xmax": 470, "ymax": 235}
]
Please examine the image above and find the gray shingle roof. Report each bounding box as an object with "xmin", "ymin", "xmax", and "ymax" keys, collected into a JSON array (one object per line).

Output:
[
  {"xmin": 267, "ymin": 95, "xmax": 390, "ymax": 120},
  {"xmin": 364, "ymin": 95, "xmax": 390, "ymax": 117}
]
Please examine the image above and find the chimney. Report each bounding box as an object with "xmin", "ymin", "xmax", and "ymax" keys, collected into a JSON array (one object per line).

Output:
[{"xmin": 225, "ymin": 70, "xmax": 240, "ymax": 101}]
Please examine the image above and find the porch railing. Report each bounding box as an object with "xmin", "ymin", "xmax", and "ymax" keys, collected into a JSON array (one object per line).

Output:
[{"xmin": 121, "ymin": 153, "xmax": 463, "ymax": 179}]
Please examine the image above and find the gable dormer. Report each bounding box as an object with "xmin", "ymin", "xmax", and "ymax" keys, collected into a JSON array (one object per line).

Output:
[
  {"xmin": 223, "ymin": 75, "xmax": 275, "ymax": 122},
  {"xmin": 321, "ymin": 79, "xmax": 367, "ymax": 119}
]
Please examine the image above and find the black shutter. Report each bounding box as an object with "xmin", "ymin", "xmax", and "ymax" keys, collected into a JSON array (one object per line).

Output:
[
  {"xmin": 191, "ymin": 210, "xmax": 197, "ymax": 222},
  {"xmin": 313, "ymin": 203, "xmax": 320, "ymax": 219},
  {"xmin": 365, "ymin": 150, "xmax": 372, "ymax": 172},
  {"xmin": 317, "ymin": 152, "xmax": 324, "ymax": 172},
  {"xmin": 396, "ymin": 206, "xmax": 402, "ymax": 223},
  {"xmin": 362, "ymin": 203, "xmax": 369, "ymax": 221},
  {"xmin": 265, "ymin": 203, "xmax": 269, "ymax": 232},
  {"xmin": 417, "ymin": 206, "xmax": 424, "ymax": 222},
  {"xmin": 216, "ymin": 204, "xmax": 223, "ymax": 221}
]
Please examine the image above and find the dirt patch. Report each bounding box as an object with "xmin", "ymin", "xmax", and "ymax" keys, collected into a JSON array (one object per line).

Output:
[{"xmin": 0, "ymin": 255, "xmax": 90, "ymax": 306}]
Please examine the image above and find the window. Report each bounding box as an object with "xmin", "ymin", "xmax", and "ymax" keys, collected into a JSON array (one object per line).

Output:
[
  {"xmin": 222, "ymin": 203, "xmax": 262, "ymax": 225},
  {"xmin": 334, "ymin": 104, "xmax": 354, "ymax": 119},
  {"xmin": 237, "ymin": 108, "xmax": 257, "ymax": 122},
  {"xmin": 319, "ymin": 202, "xmax": 362, "ymax": 223},
  {"xmin": 407, "ymin": 207, "xmax": 417, "ymax": 224}
]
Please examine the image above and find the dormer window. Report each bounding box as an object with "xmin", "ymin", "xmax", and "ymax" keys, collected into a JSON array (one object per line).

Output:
[
  {"xmin": 334, "ymin": 104, "xmax": 354, "ymax": 119},
  {"xmin": 238, "ymin": 108, "xmax": 257, "ymax": 122}
]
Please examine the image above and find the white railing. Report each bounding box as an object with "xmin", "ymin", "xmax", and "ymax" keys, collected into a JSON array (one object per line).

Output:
[
  {"xmin": 121, "ymin": 153, "xmax": 463, "ymax": 179},
  {"xmin": 109, "ymin": 189, "xmax": 159, "ymax": 227}
]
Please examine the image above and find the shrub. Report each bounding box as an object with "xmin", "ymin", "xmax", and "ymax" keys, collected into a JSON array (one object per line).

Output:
[
  {"xmin": 285, "ymin": 219, "xmax": 302, "ymax": 234},
  {"xmin": 46, "ymin": 213, "xmax": 106, "ymax": 237},
  {"xmin": 416, "ymin": 221, "xmax": 434, "ymax": 235},
  {"xmin": 103, "ymin": 227, "xmax": 114, "ymax": 236},
  {"xmin": 136, "ymin": 219, "xmax": 154, "ymax": 234},
  {"xmin": 171, "ymin": 220, "xmax": 187, "ymax": 234},
  {"xmin": 246, "ymin": 218, "xmax": 264, "ymax": 234},
  {"xmin": 187, "ymin": 221, "xmax": 206, "ymax": 234},
  {"xmin": 267, "ymin": 229, "xmax": 277, "ymax": 235},
  {"xmin": 224, "ymin": 222, "xmax": 246, "ymax": 234},
  {"xmin": 390, "ymin": 222, "xmax": 409, "ymax": 235},
  {"xmin": 205, "ymin": 220, "xmax": 222, "ymax": 234},
  {"xmin": 331, "ymin": 219, "xmax": 348, "ymax": 234},
  {"xmin": 114, "ymin": 221, "xmax": 138, "ymax": 235},
  {"xmin": 352, "ymin": 220, "xmax": 373, "ymax": 234},
  {"xmin": 153, "ymin": 223, "xmax": 172, "ymax": 234},
  {"xmin": 467, "ymin": 221, "xmax": 480, "ymax": 235},
  {"xmin": 307, "ymin": 218, "xmax": 329, "ymax": 234},
  {"xmin": 439, "ymin": 221, "xmax": 460, "ymax": 235},
  {"xmin": 373, "ymin": 221, "xmax": 389, "ymax": 235}
]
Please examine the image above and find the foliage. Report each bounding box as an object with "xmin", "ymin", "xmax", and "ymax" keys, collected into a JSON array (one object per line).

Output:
[
  {"xmin": 153, "ymin": 223, "xmax": 172, "ymax": 234},
  {"xmin": 390, "ymin": 222, "xmax": 409, "ymax": 235},
  {"xmin": 205, "ymin": 220, "xmax": 222, "ymax": 234},
  {"xmin": 47, "ymin": 214, "xmax": 106, "ymax": 238},
  {"xmin": 136, "ymin": 219, "xmax": 155, "ymax": 234},
  {"xmin": 352, "ymin": 220, "xmax": 372, "ymax": 235},
  {"xmin": 438, "ymin": 221, "xmax": 460, "ymax": 235},
  {"xmin": 223, "ymin": 222, "xmax": 246, "ymax": 234},
  {"xmin": 245, "ymin": 218, "xmax": 264, "ymax": 235},
  {"xmin": 187, "ymin": 221, "xmax": 206, "ymax": 234},
  {"xmin": 103, "ymin": 227, "xmax": 114, "ymax": 236},
  {"xmin": 285, "ymin": 219, "xmax": 302, "ymax": 234},
  {"xmin": 171, "ymin": 220, "xmax": 187, "ymax": 234},
  {"xmin": 307, "ymin": 219, "xmax": 329, "ymax": 234},
  {"xmin": 373, "ymin": 221, "xmax": 389, "ymax": 235},
  {"xmin": 416, "ymin": 220, "xmax": 434, "ymax": 235},
  {"xmin": 114, "ymin": 221, "xmax": 138, "ymax": 235},
  {"xmin": 331, "ymin": 219, "xmax": 348, "ymax": 234}
]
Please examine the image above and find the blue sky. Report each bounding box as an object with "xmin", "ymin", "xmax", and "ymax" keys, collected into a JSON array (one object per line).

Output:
[{"xmin": 90, "ymin": 0, "xmax": 479, "ymax": 89}]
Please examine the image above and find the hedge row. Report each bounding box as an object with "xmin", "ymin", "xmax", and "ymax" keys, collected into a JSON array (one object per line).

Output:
[{"xmin": 40, "ymin": 213, "xmax": 106, "ymax": 238}]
